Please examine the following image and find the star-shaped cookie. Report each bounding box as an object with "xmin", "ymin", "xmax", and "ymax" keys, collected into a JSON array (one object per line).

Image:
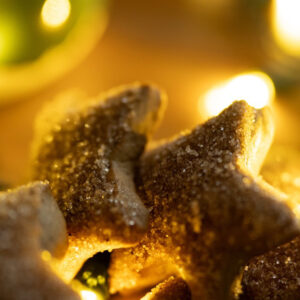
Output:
[
  {"xmin": 241, "ymin": 237, "xmax": 300, "ymax": 300},
  {"xmin": 109, "ymin": 101, "xmax": 299, "ymax": 300},
  {"xmin": 0, "ymin": 182, "xmax": 79, "ymax": 300},
  {"xmin": 240, "ymin": 145, "xmax": 300, "ymax": 300},
  {"xmin": 141, "ymin": 277, "xmax": 191, "ymax": 300},
  {"xmin": 31, "ymin": 83, "xmax": 166, "ymax": 281}
]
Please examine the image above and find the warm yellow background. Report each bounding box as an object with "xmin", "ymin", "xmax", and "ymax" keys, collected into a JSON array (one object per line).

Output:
[{"xmin": 0, "ymin": 0, "xmax": 300, "ymax": 187}]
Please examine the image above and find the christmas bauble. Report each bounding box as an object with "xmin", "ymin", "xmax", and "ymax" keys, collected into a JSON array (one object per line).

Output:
[{"xmin": 0, "ymin": 0, "xmax": 109, "ymax": 102}]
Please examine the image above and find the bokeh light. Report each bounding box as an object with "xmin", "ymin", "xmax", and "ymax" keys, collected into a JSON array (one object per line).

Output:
[
  {"xmin": 80, "ymin": 290, "xmax": 99, "ymax": 300},
  {"xmin": 201, "ymin": 71, "xmax": 275, "ymax": 118},
  {"xmin": 271, "ymin": 0, "xmax": 300, "ymax": 56},
  {"xmin": 71, "ymin": 278, "xmax": 106, "ymax": 300},
  {"xmin": 0, "ymin": 33, "xmax": 4, "ymax": 60},
  {"xmin": 0, "ymin": 17, "xmax": 18, "ymax": 63},
  {"xmin": 41, "ymin": 0, "xmax": 71, "ymax": 28}
]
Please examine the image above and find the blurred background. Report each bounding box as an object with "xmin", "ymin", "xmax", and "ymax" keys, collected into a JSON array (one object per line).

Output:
[
  {"xmin": 1, "ymin": 0, "xmax": 300, "ymax": 299},
  {"xmin": 1, "ymin": 0, "xmax": 300, "ymax": 185}
]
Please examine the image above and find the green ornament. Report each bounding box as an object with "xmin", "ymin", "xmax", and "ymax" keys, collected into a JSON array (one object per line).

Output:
[
  {"xmin": 0, "ymin": 0, "xmax": 109, "ymax": 102},
  {"xmin": 0, "ymin": 0, "xmax": 108, "ymax": 65}
]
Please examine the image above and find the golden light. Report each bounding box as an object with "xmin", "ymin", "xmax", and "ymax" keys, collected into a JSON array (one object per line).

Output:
[
  {"xmin": 79, "ymin": 290, "xmax": 99, "ymax": 300},
  {"xmin": 41, "ymin": 0, "xmax": 71, "ymax": 28},
  {"xmin": 71, "ymin": 279, "xmax": 105, "ymax": 300},
  {"xmin": 0, "ymin": 17, "xmax": 18, "ymax": 63},
  {"xmin": 201, "ymin": 71, "xmax": 275, "ymax": 118},
  {"xmin": 41, "ymin": 250, "xmax": 52, "ymax": 262},
  {"xmin": 0, "ymin": 20, "xmax": 8, "ymax": 62},
  {"xmin": 280, "ymin": 172, "xmax": 300, "ymax": 218},
  {"xmin": 0, "ymin": 33, "xmax": 4, "ymax": 61},
  {"xmin": 271, "ymin": 0, "xmax": 300, "ymax": 56}
]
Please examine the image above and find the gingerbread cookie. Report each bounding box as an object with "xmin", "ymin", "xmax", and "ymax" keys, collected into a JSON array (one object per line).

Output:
[
  {"xmin": 109, "ymin": 101, "xmax": 299, "ymax": 299},
  {"xmin": 31, "ymin": 83, "xmax": 166, "ymax": 281},
  {"xmin": 0, "ymin": 182, "xmax": 79, "ymax": 300},
  {"xmin": 141, "ymin": 277, "xmax": 191, "ymax": 300}
]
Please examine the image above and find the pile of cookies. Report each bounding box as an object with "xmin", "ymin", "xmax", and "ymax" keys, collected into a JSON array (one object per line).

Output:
[{"xmin": 1, "ymin": 83, "xmax": 299, "ymax": 300}]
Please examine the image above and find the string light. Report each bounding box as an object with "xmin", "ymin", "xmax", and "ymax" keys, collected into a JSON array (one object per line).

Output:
[
  {"xmin": 80, "ymin": 290, "xmax": 98, "ymax": 300},
  {"xmin": 200, "ymin": 71, "xmax": 275, "ymax": 118},
  {"xmin": 71, "ymin": 279, "xmax": 105, "ymax": 300},
  {"xmin": 271, "ymin": 0, "xmax": 300, "ymax": 56},
  {"xmin": 41, "ymin": 0, "xmax": 71, "ymax": 28}
]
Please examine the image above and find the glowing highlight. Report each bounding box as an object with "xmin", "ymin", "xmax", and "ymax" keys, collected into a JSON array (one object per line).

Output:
[
  {"xmin": 0, "ymin": 33, "xmax": 4, "ymax": 59},
  {"xmin": 271, "ymin": 0, "xmax": 300, "ymax": 56},
  {"xmin": 80, "ymin": 290, "xmax": 98, "ymax": 300},
  {"xmin": 0, "ymin": 17, "xmax": 19, "ymax": 63},
  {"xmin": 201, "ymin": 71, "xmax": 275, "ymax": 118},
  {"xmin": 41, "ymin": 0, "xmax": 71, "ymax": 28}
]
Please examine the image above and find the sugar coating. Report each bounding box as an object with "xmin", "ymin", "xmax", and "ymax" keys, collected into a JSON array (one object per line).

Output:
[
  {"xmin": 141, "ymin": 276, "xmax": 191, "ymax": 300},
  {"xmin": 241, "ymin": 237, "xmax": 300, "ymax": 300},
  {"xmin": 241, "ymin": 145, "xmax": 300, "ymax": 300},
  {"xmin": 31, "ymin": 83, "xmax": 166, "ymax": 281},
  {"xmin": 109, "ymin": 101, "xmax": 299, "ymax": 300},
  {"xmin": 0, "ymin": 182, "xmax": 79, "ymax": 300}
]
